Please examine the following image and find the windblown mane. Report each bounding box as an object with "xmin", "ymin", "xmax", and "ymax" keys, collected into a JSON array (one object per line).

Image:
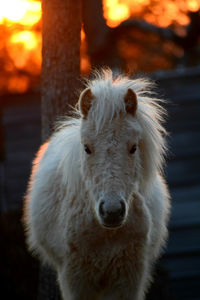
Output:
[{"xmin": 56, "ymin": 69, "xmax": 167, "ymax": 195}]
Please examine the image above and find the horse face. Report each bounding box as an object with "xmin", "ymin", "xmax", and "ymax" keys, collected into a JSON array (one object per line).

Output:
[
  {"xmin": 79, "ymin": 87, "xmax": 141, "ymax": 228},
  {"xmin": 80, "ymin": 116, "xmax": 142, "ymax": 228}
]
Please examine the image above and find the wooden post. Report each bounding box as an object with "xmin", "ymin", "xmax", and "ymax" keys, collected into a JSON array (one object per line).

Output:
[
  {"xmin": 39, "ymin": 0, "xmax": 81, "ymax": 298},
  {"xmin": 42, "ymin": 0, "xmax": 81, "ymax": 141}
]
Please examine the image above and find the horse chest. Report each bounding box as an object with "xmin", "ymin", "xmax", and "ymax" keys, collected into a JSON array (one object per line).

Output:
[
  {"xmin": 67, "ymin": 221, "xmax": 147, "ymax": 266},
  {"xmin": 66, "ymin": 227, "xmax": 146, "ymax": 292}
]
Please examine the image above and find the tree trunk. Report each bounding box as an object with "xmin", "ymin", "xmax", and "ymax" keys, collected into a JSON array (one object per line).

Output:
[
  {"xmin": 82, "ymin": 0, "xmax": 121, "ymax": 69},
  {"xmin": 42, "ymin": 0, "xmax": 82, "ymax": 141},
  {"xmin": 39, "ymin": 1, "xmax": 81, "ymax": 299}
]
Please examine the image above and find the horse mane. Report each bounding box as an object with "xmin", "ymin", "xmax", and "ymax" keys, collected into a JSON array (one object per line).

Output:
[{"xmin": 55, "ymin": 68, "xmax": 168, "ymax": 195}]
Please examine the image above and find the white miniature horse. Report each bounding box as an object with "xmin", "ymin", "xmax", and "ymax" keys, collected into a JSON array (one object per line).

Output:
[{"xmin": 23, "ymin": 69, "xmax": 170, "ymax": 300}]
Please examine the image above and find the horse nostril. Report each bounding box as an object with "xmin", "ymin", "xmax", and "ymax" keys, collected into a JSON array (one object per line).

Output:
[
  {"xmin": 99, "ymin": 201, "xmax": 106, "ymax": 217},
  {"xmin": 119, "ymin": 201, "xmax": 125, "ymax": 217}
]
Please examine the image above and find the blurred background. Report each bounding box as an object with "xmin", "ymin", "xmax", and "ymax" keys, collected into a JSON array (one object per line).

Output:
[{"xmin": 0, "ymin": 0, "xmax": 200, "ymax": 299}]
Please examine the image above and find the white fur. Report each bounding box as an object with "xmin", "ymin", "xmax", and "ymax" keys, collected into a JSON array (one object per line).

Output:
[{"xmin": 23, "ymin": 69, "xmax": 170, "ymax": 300}]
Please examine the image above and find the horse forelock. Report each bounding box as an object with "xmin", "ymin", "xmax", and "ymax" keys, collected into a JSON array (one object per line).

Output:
[{"xmin": 84, "ymin": 69, "xmax": 161, "ymax": 127}]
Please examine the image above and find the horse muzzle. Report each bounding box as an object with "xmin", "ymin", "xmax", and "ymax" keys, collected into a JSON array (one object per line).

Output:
[{"xmin": 98, "ymin": 193, "xmax": 126, "ymax": 228}]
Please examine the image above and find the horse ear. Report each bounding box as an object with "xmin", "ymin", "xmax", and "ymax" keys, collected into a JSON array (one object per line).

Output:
[
  {"xmin": 124, "ymin": 88, "xmax": 137, "ymax": 116},
  {"xmin": 79, "ymin": 88, "xmax": 93, "ymax": 118}
]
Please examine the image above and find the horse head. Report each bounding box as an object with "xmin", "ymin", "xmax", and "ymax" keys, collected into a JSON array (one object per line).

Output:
[{"xmin": 79, "ymin": 81, "xmax": 141, "ymax": 228}]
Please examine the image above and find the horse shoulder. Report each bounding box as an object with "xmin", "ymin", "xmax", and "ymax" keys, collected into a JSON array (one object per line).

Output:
[{"xmin": 24, "ymin": 126, "xmax": 81, "ymax": 264}]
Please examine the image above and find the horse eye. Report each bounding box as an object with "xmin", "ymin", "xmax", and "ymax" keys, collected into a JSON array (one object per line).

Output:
[
  {"xmin": 130, "ymin": 144, "xmax": 137, "ymax": 154},
  {"xmin": 84, "ymin": 144, "xmax": 92, "ymax": 154}
]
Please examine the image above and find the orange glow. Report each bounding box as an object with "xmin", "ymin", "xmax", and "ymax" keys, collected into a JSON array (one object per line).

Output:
[
  {"xmin": 187, "ymin": 0, "xmax": 200, "ymax": 11},
  {"xmin": 104, "ymin": 0, "xmax": 130, "ymax": 27},
  {"xmin": 81, "ymin": 28, "xmax": 86, "ymax": 41},
  {"xmin": 8, "ymin": 31, "xmax": 41, "ymax": 71},
  {"xmin": 103, "ymin": 0, "xmax": 200, "ymax": 28},
  {"xmin": 0, "ymin": 0, "xmax": 41, "ymax": 94},
  {"xmin": 10, "ymin": 31, "xmax": 38, "ymax": 50},
  {"xmin": 80, "ymin": 27, "xmax": 91, "ymax": 75},
  {"xmin": 8, "ymin": 75, "xmax": 30, "ymax": 93},
  {"xmin": 0, "ymin": 0, "xmax": 41, "ymax": 25}
]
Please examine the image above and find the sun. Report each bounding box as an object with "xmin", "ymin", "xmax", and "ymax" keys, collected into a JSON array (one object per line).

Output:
[{"xmin": 0, "ymin": 0, "xmax": 41, "ymax": 25}]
